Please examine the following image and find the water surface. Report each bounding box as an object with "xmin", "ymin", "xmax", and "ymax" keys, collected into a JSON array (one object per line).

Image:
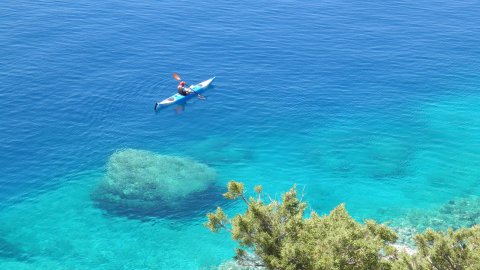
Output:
[{"xmin": 1, "ymin": 0, "xmax": 480, "ymax": 268}]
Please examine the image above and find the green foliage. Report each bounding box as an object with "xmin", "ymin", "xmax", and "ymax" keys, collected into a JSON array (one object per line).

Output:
[
  {"xmin": 206, "ymin": 181, "xmax": 398, "ymax": 269},
  {"xmin": 207, "ymin": 181, "xmax": 480, "ymax": 269},
  {"xmin": 205, "ymin": 207, "xmax": 229, "ymax": 233},
  {"xmin": 304, "ymin": 205, "xmax": 398, "ymax": 270},
  {"xmin": 393, "ymin": 226, "xmax": 480, "ymax": 270},
  {"xmin": 224, "ymin": 181, "xmax": 246, "ymax": 200}
]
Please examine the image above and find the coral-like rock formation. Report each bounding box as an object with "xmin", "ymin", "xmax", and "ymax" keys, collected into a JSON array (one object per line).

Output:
[{"xmin": 92, "ymin": 149, "xmax": 217, "ymax": 217}]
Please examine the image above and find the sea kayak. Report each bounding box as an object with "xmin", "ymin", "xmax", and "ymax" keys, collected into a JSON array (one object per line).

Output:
[{"xmin": 154, "ymin": 77, "xmax": 215, "ymax": 110}]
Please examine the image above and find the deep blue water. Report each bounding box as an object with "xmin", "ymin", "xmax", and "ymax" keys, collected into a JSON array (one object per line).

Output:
[{"xmin": 1, "ymin": 0, "xmax": 480, "ymax": 268}]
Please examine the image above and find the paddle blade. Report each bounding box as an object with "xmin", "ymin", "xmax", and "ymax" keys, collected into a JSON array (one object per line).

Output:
[{"xmin": 172, "ymin": 73, "xmax": 181, "ymax": 81}]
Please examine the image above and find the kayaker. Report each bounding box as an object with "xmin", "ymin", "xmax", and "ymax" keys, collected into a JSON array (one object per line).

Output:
[{"xmin": 177, "ymin": 81, "xmax": 192, "ymax": 96}]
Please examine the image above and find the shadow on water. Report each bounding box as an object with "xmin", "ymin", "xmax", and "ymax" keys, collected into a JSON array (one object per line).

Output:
[
  {"xmin": 154, "ymin": 101, "xmax": 187, "ymax": 114},
  {"xmin": 0, "ymin": 238, "xmax": 32, "ymax": 262},
  {"xmin": 92, "ymin": 184, "xmax": 232, "ymax": 221}
]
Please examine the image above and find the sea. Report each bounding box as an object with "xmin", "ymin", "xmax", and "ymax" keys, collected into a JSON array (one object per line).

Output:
[{"xmin": 1, "ymin": 0, "xmax": 480, "ymax": 269}]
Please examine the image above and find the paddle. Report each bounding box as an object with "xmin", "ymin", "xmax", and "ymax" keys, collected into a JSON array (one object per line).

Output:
[{"xmin": 172, "ymin": 73, "xmax": 206, "ymax": 100}]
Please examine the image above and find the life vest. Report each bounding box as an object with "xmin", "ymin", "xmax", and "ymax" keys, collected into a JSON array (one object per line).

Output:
[{"xmin": 177, "ymin": 86, "xmax": 187, "ymax": 96}]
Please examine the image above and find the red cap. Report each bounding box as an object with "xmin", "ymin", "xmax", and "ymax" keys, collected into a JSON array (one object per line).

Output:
[{"xmin": 179, "ymin": 81, "xmax": 185, "ymax": 86}]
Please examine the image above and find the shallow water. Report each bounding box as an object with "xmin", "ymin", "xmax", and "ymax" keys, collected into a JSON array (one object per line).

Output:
[{"xmin": 1, "ymin": 0, "xmax": 480, "ymax": 268}]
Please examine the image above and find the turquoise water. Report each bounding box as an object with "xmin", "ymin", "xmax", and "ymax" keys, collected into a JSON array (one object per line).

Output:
[{"xmin": 1, "ymin": 0, "xmax": 480, "ymax": 269}]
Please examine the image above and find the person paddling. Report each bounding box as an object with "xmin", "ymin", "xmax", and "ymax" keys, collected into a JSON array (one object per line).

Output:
[
  {"xmin": 173, "ymin": 73, "xmax": 206, "ymax": 99},
  {"xmin": 177, "ymin": 81, "xmax": 192, "ymax": 96}
]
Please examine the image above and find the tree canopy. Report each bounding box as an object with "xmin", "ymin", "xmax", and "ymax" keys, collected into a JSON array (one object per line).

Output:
[{"xmin": 206, "ymin": 181, "xmax": 480, "ymax": 270}]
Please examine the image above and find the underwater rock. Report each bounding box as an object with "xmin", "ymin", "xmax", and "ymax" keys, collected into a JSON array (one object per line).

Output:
[
  {"xmin": 0, "ymin": 238, "xmax": 31, "ymax": 262},
  {"xmin": 213, "ymin": 260, "xmax": 266, "ymax": 270},
  {"xmin": 181, "ymin": 136, "xmax": 255, "ymax": 165},
  {"xmin": 363, "ymin": 136, "xmax": 412, "ymax": 179},
  {"xmin": 391, "ymin": 244, "xmax": 416, "ymax": 256},
  {"xmin": 212, "ymin": 254, "xmax": 266, "ymax": 270},
  {"xmin": 308, "ymin": 134, "xmax": 412, "ymax": 180},
  {"xmin": 393, "ymin": 195, "xmax": 480, "ymax": 244},
  {"xmin": 412, "ymin": 96, "xmax": 480, "ymax": 191},
  {"xmin": 92, "ymin": 149, "xmax": 217, "ymax": 217}
]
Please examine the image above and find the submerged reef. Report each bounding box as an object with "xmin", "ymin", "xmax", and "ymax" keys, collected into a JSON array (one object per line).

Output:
[
  {"xmin": 92, "ymin": 149, "xmax": 219, "ymax": 218},
  {"xmin": 408, "ymin": 196, "xmax": 480, "ymax": 231},
  {"xmin": 393, "ymin": 195, "xmax": 480, "ymax": 245},
  {"xmin": 180, "ymin": 136, "xmax": 255, "ymax": 166},
  {"xmin": 306, "ymin": 133, "xmax": 413, "ymax": 180},
  {"xmin": 212, "ymin": 259, "xmax": 266, "ymax": 270},
  {"xmin": 0, "ymin": 238, "xmax": 31, "ymax": 262}
]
